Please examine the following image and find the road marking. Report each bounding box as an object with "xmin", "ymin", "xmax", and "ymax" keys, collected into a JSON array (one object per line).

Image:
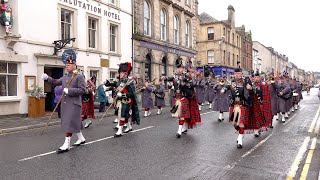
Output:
[
  {"xmin": 300, "ymin": 137, "xmax": 317, "ymax": 180},
  {"xmin": 284, "ymin": 114, "xmax": 298, "ymax": 125},
  {"xmin": 314, "ymin": 115, "xmax": 320, "ymax": 134},
  {"xmin": 18, "ymin": 126, "xmax": 154, "ymax": 162},
  {"xmin": 200, "ymin": 111, "xmax": 215, "ymax": 116},
  {"xmin": 308, "ymin": 105, "xmax": 320, "ymax": 133},
  {"xmin": 241, "ymin": 133, "xmax": 273, "ymax": 158},
  {"xmin": 286, "ymin": 136, "xmax": 311, "ymax": 180}
]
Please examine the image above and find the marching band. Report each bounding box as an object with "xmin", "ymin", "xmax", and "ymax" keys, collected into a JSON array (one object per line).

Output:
[{"xmin": 42, "ymin": 49, "xmax": 305, "ymax": 154}]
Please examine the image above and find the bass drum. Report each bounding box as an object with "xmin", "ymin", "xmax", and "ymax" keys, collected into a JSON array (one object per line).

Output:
[{"xmin": 293, "ymin": 93, "xmax": 299, "ymax": 103}]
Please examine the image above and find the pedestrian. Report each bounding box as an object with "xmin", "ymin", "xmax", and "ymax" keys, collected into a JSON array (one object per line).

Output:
[
  {"xmin": 98, "ymin": 81, "xmax": 107, "ymax": 112},
  {"xmin": 141, "ymin": 77, "xmax": 154, "ymax": 117},
  {"xmin": 154, "ymin": 76, "xmax": 166, "ymax": 115},
  {"xmin": 54, "ymin": 85, "xmax": 63, "ymax": 118},
  {"xmin": 41, "ymin": 49, "xmax": 86, "ymax": 154}
]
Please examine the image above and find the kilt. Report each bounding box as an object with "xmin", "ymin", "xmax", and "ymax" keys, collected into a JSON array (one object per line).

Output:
[
  {"xmin": 81, "ymin": 95, "xmax": 95, "ymax": 118},
  {"xmin": 175, "ymin": 92, "xmax": 201, "ymax": 128},
  {"xmin": 229, "ymin": 104, "xmax": 250, "ymax": 129},
  {"xmin": 116, "ymin": 100, "xmax": 131, "ymax": 120},
  {"xmin": 261, "ymin": 85, "xmax": 273, "ymax": 126},
  {"xmin": 187, "ymin": 93, "xmax": 201, "ymax": 128},
  {"xmin": 248, "ymin": 96, "xmax": 267, "ymax": 133}
]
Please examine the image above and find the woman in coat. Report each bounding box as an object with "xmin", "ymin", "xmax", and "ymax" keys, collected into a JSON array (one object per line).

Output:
[{"xmin": 154, "ymin": 77, "xmax": 166, "ymax": 115}]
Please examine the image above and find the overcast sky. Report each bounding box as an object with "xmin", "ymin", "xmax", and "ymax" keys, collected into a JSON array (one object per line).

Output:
[{"xmin": 198, "ymin": 0, "xmax": 320, "ymax": 72}]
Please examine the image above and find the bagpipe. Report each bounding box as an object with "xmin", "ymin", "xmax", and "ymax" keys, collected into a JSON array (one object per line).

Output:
[{"xmin": 153, "ymin": 83, "xmax": 165, "ymax": 99}]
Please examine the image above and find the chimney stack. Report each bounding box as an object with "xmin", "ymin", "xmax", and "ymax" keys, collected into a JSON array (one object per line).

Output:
[{"xmin": 228, "ymin": 5, "xmax": 235, "ymax": 27}]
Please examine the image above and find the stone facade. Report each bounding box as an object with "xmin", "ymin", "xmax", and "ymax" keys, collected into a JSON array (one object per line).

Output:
[
  {"xmin": 236, "ymin": 26, "xmax": 252, "ymax": 70},
  {"xmin": 197, "ymin": 6, "xmax": 241, "ymax": 69},
  {"xmin": 133, "ymin": 0, "xmax": 198, "ymax": 84}
]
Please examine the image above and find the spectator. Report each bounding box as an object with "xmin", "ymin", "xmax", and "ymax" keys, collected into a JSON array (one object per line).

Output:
[
  {"xmin": 98, "ymin": 81, "xmax": 107, "ymax": 112},
  {"xmin": 54, "ymin": 85, "xmax": 63, "ymax": 118}
]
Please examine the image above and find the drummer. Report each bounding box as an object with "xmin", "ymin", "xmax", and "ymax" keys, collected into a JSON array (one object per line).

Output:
[{"xmin": 291, "ymin": 78, "xmax": 299, "ymax": 110}]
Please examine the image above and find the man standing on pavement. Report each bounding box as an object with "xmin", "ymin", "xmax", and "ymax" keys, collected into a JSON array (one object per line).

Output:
[
  {"xmin": 98, "ymin": 81, "xmax": 107, "ymax": 112},
  {"xmin": 41, "ymin": 49, "xmax": 87, "ymax": 154}
]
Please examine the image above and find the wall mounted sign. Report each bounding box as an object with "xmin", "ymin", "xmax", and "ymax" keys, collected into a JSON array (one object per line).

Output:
[
  {"xmin": 59, "ymin": 0, "xmax": 121, "ymax": 21},
  {"xmin": 140, "ymin": 41, "xmax": 195, "ymax": 58}
]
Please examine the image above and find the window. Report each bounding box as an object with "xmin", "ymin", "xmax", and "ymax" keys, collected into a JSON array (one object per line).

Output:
[
  {"xmin": 207, "ymin": 27, "xmax": 214, "ymax": 40},
  {"xmin": 110, "ymin": 24, "xmax": 118, "ymax": 52},
  {"xmin": 109, "ymin": 0, "xmax": 116, "ymax": 5},
  {"xmin": 223, "ymin": 27, "xmax": 226, "ymax": 37},
  {"xmin": 185, "ymin": 21, "xmax": 190, "ymax": 47},
  {"xmin": 174, "ymin": 15, "xmax": 179, "ymax": 44},
  {"xmin": 237, "ymin": 55, "xmax": 239, "ymax": 66},
  {"xmin": 232, "ymin": 54, "xmax": 235, "ymax": 66},
  {"xmin": 61, "ymin": 9, "xmax": 72, "ymax": 40},
  {"xmin": 160, "ymin": 9, "xmax": 166, "ymax": 40},
  {"xmin": 236, "ymin": 36, "xmax": 239, "ymax": 47},
  {"xmin": 208, "ymin": 50, "xmax": 214, "ymax": 64},
  {"xmin": 145, "ymin": 54, "xmax": 152, "ymax": 79},
  {"xmin": 88, "ymin": 18, "xmax": 97, "ymax": 48},
  {"xmin": 144, "ymin": 0, "xmax": 151, "ymax": 36},
  {"xmin": 228, "ymin": 30, "xmax": 230, "ymax": 43},
  {"xmin": 110, "ymin": 71, "xmax": 117, "ymax": 82},
  {"xmin": 228, "ymin": 52, "xmax": 230, "ymax": 65},
  {"xmin": 0, "ymin": 62, "xmax": 17, "ymax": 97},
  {"xmin": 232, "ymin": 33, "xmax": 234, "ymax": 45},
  {"xmin": 223, "ymin": 50, "xmax": 226, "ymax": 63},
  {"xmin": 161, "ymin": 57, "xmax": 167, "ymax": 76},
  {"xmin": 186, "ymin": 0, "xmax": 191, "ymax": 6}
]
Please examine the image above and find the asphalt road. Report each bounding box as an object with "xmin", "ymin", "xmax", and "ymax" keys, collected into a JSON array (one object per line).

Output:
[{"xmin": 0, "ymin": 89, "xmax": 319, "ymax": 180}]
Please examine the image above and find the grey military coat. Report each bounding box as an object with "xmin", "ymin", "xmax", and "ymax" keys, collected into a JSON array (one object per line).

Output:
[
  {"xmin": 194, "ymin": 79, "xmax": 206, "ymax": 104},
  {"xmin": 47, "ymin": 73, "xmax": 86, "ymax": 133},
  {"xmin": 206, "ymin": 79, "xmax": 216, "ymax": 102},
  {"xmin": 154, "ymin": 83, "xmax": 166, "ymax": 107},
  {"xmin": 212, "ymin": 84, "xmax": 230, "ymax": 112},
  {"xmin": 141, "ymin": 85, "xmax": 154, "ymax": 109}
]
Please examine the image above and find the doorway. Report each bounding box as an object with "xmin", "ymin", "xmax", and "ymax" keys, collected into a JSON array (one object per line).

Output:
[{"xmin": 44, "ymin": 67, "xmax": 64, "ymax": 111}]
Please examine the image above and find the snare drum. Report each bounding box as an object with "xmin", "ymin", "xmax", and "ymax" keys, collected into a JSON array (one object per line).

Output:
[{"xmin": 293, "ymin": 93, "xmax": 299, "ymax": 103}]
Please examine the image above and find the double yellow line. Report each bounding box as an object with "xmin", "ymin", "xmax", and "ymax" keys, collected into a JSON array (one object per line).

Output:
[{"xmin": 287, "ymin": 105, "xmax": 320, "ymax": 180}]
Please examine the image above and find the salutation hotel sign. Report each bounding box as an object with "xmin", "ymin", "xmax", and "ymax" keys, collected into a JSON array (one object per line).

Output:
[{"xmin": 59, "ymin": 0, "xmax": 121, "ymax": 21}]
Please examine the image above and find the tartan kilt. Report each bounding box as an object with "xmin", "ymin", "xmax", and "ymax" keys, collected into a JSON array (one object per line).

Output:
[
  {"xmin": 81, "ymin": 95, "xmax": 95, "ymax": 118},
  {"xmin": 120, "ymin": 103, "xmax": 131, "ymax": 120},
  {"xmin": 178, "ymin": 98, "xmax": 190, "ymax": 119},
  {"xmin": 188, "ymin": 93, "xmax": 201, "ymax": 128},
  {"xmin": 261, "ymin": 85, "xmax": 273, "ymax": 126},
  {"xmin": 248, "ymin": 96, "xmax": 267, "ymax": 133},
  {"xmin": 229, "ymin": 105, "xmax": 250, "ymax": 129}
]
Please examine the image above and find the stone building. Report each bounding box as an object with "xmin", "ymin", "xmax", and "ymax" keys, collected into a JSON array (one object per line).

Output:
[
  {"xmin": 0, "ymin": 0, "xmax": 132, "ymax": 116},
  {"xmin": 133, "ymin": 0, "xmax": 198, "ymax": 83},
  {"xmin": 236, "ymin": 25, "xmax": 252, "ymax": 70},
  {"xmin": 197, "ymin": 5, "xmax": 246, "ymax": 77}
]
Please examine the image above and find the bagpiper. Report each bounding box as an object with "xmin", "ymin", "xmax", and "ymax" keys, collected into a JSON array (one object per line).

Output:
[
  {"xmin": 271, "ymin": 75, "xmax": 291, "ymax": 122},
  {"xmin": 141, "ymin": 77, "xmax": 154, "ymax": 117},
  {"xmin": 213, "ymin": 77, "xmax": 230, "ymax": 122},
  {"xmin": 105, "ymin": 62, "xmax": 140, "ymax": 137},
  {"xmin": 205, "ymin": 73, "xmax": 216, "ymax": 109},
  {"xmin": 167, "ymin": 58, "xmax": 201, "ymax": 138},
  {"xmin": 269, "ymin": 73, "xmax": 280, "ymax": 123},
  {"xmin": 42, "ymin": 49, "xmax": 86, "ymax": 153},
  {"xmin": 194, "ymin": 71, "xmax": 206, "ymax": 111},
  {"xmin": 229, "ymin": 68, "xmax": 252, "ymax": 148},
  {"xmin": 81, "ymin": 74, "xmax": 96, "ymax": 128},
  {"xmin": 154, "ymin": 76, "xmax": 166, "ymax": 115}
]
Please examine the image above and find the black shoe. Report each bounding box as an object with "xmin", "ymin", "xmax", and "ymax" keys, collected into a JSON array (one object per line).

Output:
[
  {"xmin": 182, "ymin": 130, "xmax": 188, "ymax": 133},
  {"xmin": 73, "ymin": 141, "xmax": 86, "ymax": 147},
  {"xmin": 218, "ymin": 118, "xmax": 222, "ymax": 122},
  {"xmin": 114, "ymin": 134, "xmax": 123, "ymax": 138},
  {"xmin": 57, "ymin": 149, "xmax": 69, "ymax": 154},
  {"xmin": 269, "ymin": 125, "xmax": 274, "ymax": 128},
  {"xmin": 176, "ymin": 133, "xmax": 181, "ymax": 138},
  {"xmin": 237, "ymin": 144, "xmax": 242, "ymax": 148},
  {"xmin": 254, "ymin": 134, "xmax": 260, "ymax": 138},
  {"xmin": 113, "ymin": 126, "xmax": 119, "ymax": 130}
]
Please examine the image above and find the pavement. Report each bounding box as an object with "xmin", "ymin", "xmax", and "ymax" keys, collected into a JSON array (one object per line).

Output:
[{"xmin": 0, "ymin": 89, "xmax": 319, "ymax": 180}]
